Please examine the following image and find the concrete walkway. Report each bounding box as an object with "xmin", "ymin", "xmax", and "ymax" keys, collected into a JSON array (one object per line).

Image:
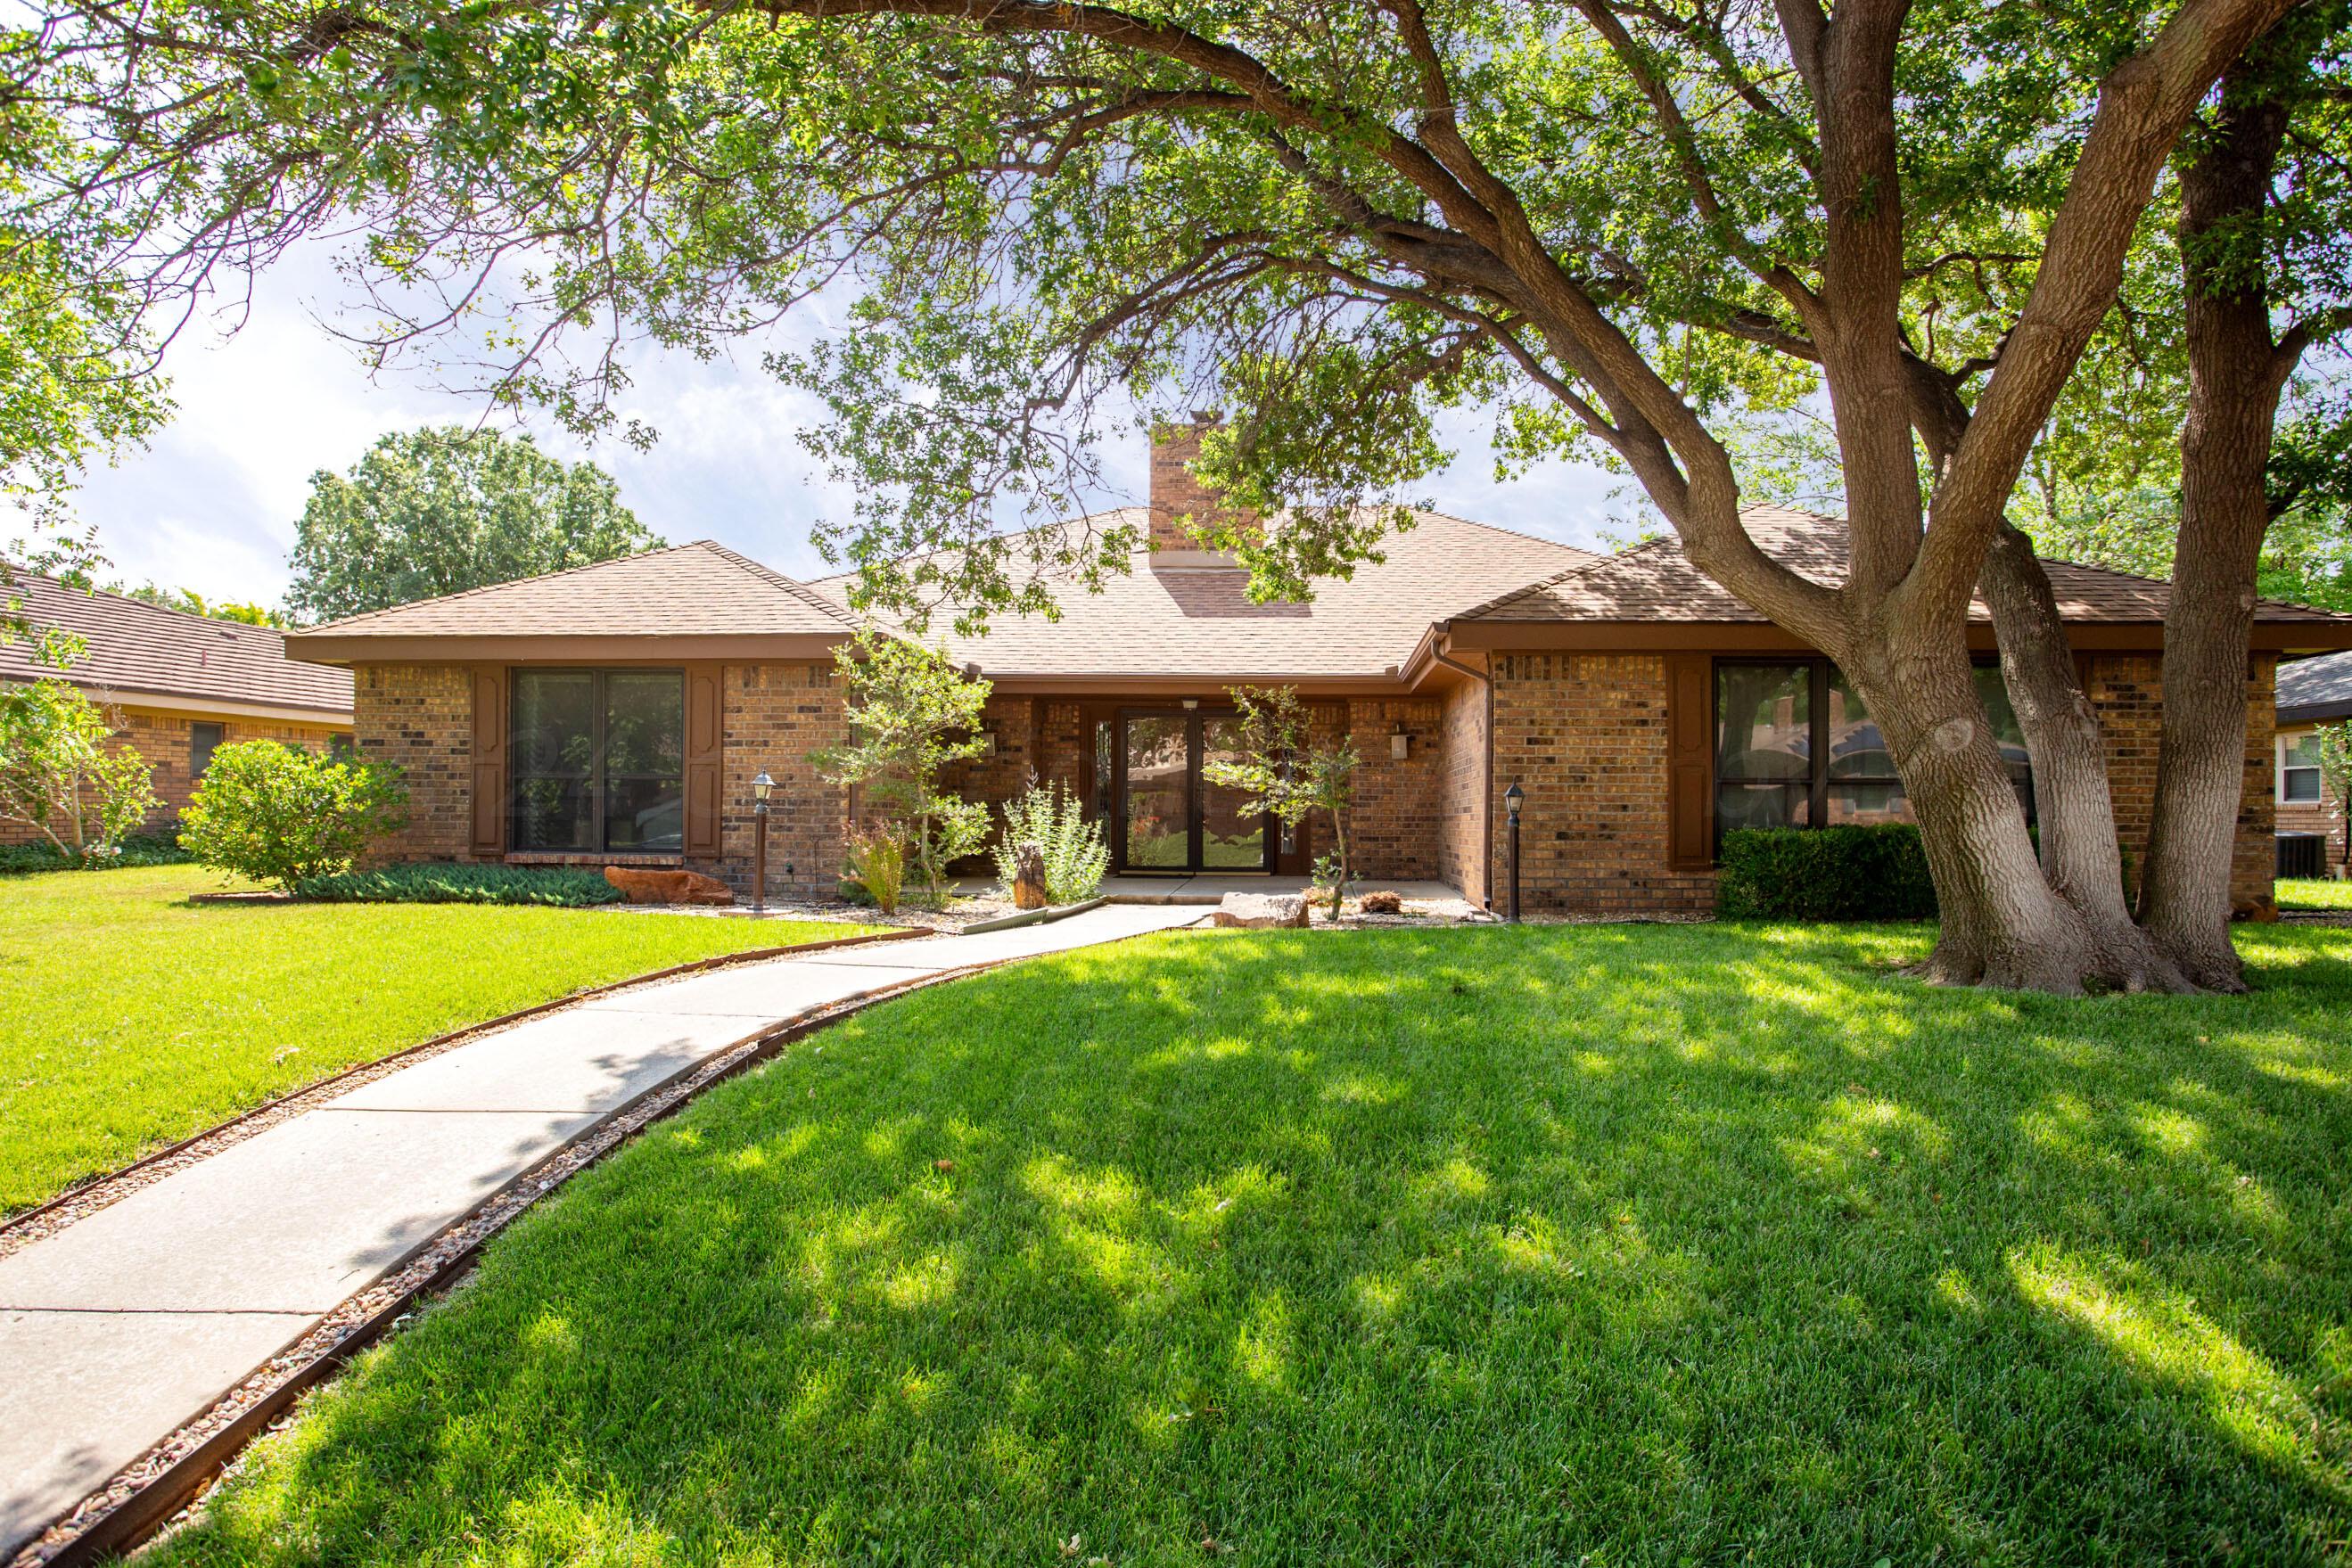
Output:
[{"xmin": 0, "ymin": 904, "xmax": 1205, "ymax": 1557}]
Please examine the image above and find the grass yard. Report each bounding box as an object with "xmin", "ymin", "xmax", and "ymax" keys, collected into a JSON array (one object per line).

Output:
[
  {"xmin": 0, "ymin": 865, "xmax": 883, "ymax": 1215},
  {"xmin": 2280, "ymin": 875, "xmax": 2352, "ymax": 910},
  {"xmin": 154, "ymin": 920, "xmax": 2352, "ymax": 1566}
]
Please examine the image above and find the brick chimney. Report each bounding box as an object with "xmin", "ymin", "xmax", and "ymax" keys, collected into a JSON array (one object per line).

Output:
[{"xmin": 1148, "ymin": 414, "xmax": 1254, "ymax": 566}]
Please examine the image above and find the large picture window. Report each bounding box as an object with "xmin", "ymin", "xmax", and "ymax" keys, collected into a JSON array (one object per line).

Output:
[
  {"xmin": 1715, "ymin": 659, "xmax": 2032, "ymax": 851},
  {"xmin": 510, "ymin": 669, "xmax": 685, "ymax": 852}
]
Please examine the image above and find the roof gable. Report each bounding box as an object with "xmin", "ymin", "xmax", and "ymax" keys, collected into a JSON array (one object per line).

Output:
[{"xmin": 291, "ymin": 540, "xmax": 857, "ymax": 645}]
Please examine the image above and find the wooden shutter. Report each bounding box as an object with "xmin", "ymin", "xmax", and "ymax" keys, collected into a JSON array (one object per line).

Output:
[
  {"xmin": 1665, "ymin": 652, "xmax": 1715, "ymax": 872},
  {"xmin": 684, "ymin": 663, "xmax": 725, "ymax": 858},
  {"xmin": 468, "ymin": 666, "xmax": 507, "ymax": 856}
]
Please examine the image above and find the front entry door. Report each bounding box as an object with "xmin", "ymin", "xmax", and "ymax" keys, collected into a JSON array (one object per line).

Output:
[{"xmin": 1115, "ymin": 710, "xmax": 1273, "ymax": 874}]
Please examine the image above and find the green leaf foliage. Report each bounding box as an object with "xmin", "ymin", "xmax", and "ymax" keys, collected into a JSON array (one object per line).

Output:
[
  {"xmin": 1203, "ymin": 684, "xmax": 1356, "ymax": 915},
  {"xmin": 991, "ymin": 777, "xmax": 1109, "ymax": 906},
  {"xmin": 1716, "ymin": 825, "xmax": 1941, "ymax": 922},
  {"xmin": 811, "ymin": 627, "xmax": 991, "ymax": 903},
  {"xmin": 9, "ymin": 0, "xmax": 2290, "ymax": 629},
  {"xmin": 0, "ymin": 677, "xmax": 159, "ymax": 858},
  {"xmin": 0, "ymin": 832, "xmax": 187, "ymax": 875},
  {"xmin": 292, "ymin": 864, "xmax": 625, "ymax": 906},
  {"xmin": 287, "ymin": 425, "xmax": 663, "ymax": 622},
  {"xmin": 177, "ymin": 742, "xmax": 409, "ymax": 891}
]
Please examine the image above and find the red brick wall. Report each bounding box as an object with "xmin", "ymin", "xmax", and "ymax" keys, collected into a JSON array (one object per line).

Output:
[
  {"xmin": 2275, "ymin": 723, "xmax": 2348, "ymax": 871},
  {"xmin": 0, "ymin": 695, "xmax": 347, "ymax": 847},
  {"xmin": 2085, "ymin": 651, "xmax": 2276, "ymax": 917},
  {"xmin": 1342, "ymin": 697, "xmax": 1443, "ymax": 883},
  {"xmin": 939, "ymin": 695, "xmax": 1048, "ymax": 858},
  {"xmin": 353, "ymin": 665, "xmax": 474, "ymax": 862},
  {"xmin": 720, "ymin": 661, "xmax": 850, "ymax": 895},
  {"xmin": 1435, "ymin": 658, "xmax": 1489, "ymax": 904},
  {"xmin": 1480, "ymin": 646, "xmax": 2282, "ymax": 919},
  {"xmin": 1485, "ymin": 651, "xmax": 1717, "ymax": 915},
  {"xmin": 1148, "ymin": 419, "xmax": 1254, "ymax": 553}
]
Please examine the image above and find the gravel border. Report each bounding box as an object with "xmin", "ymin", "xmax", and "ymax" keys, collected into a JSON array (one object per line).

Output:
[{"xmin": 0, "ymin": 927, "xmax": 928, "ymax": 1262}]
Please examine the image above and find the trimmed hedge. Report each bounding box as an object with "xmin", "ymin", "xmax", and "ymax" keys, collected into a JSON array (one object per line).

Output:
[
  {"xmin": 1715, "ymin": 825, "xmax": 1938, "ymax": 922},
  {"xmin": 292, "ymin": 864, "xmax": 627, "ymax": 907},
  {"xmin": 0, "ymin": 834, "xmax": 193, "ymax": 875}
]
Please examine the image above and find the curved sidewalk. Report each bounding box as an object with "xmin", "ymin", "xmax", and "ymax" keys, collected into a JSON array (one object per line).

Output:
[{"xmin": 0, "ymin": 903, "xmax": 1205, "ymax": 1559}]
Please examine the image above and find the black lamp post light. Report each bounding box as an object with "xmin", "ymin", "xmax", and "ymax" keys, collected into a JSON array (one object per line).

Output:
[
  {"xmin": 752, "ymin": 770, "xmax": 774, "ymax": 915},
  {"xmin": 1503, "ymin": 780, "xmax": 1524, "ymax": 924}
]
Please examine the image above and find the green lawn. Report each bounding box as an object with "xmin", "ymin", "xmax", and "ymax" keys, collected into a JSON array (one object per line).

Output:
[
  {"xmin": 152, "ymin": 920, "xmax": 2352, "ymax": 1566},
  {"xmin": 2280, "ymin": 875, "xmax": 2352, "ymax": 909},
  {"xmin": 0, "ymin": 866, "xmax": 882, "ymax": 1215}
]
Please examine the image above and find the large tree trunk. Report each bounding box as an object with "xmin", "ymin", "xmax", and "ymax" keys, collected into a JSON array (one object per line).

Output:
[
  {"xmin": 2135, "ymin": 64, "xmax": 2299, "ymax": 993},
  {"xmin": 1979, "ymin": 526, "xmax": 2194, "ymax": 990},
  {"xmin": 1841, "ymin": 628, "xmax": 2101, "ymax": 992}
]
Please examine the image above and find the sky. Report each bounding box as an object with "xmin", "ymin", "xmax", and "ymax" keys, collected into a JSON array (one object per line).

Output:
[{"xmin": 70, "ymin": 250, "xmax": 1634, "ymax": 610}]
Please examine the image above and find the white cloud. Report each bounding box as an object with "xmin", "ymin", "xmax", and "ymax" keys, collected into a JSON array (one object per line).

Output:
[{"xmin": 70, "ymin": 248, "xmax": 1628, "ymax": 604}]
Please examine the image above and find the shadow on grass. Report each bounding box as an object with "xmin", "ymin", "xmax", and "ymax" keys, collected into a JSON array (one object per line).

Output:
[{"xmin": 160, "ymin": 923, "xmax": 2352, "ymax": 1567}]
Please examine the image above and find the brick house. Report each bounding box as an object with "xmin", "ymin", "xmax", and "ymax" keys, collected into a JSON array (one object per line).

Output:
[
  {"xmin": 2275, "ymin": 650, "xmax": 2352, "ymax": 877},
  {"xmin": 1, "ymin": 575, "xmax": 354, "ymax": 846},
  {"xmin": 282, "ymin": 425, "xmax": 2352, "ymax": 916}
]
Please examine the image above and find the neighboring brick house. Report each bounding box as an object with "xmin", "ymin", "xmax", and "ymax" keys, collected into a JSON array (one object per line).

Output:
[
  {"xmin": 2275, "ymin": 650, "xmax": 2352, "ymax": 878},
  {"xmin": 282, "ymin": 424, "xmax": 2352, "ymax": 916},
  {"xmin": 1, "ymin": 575, "xmax": 354, "ymax": 847}
]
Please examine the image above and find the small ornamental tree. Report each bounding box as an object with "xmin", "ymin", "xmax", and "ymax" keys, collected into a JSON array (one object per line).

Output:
[
  {"xmin": 2318, "ymin": 722, "xmax": 2352, "ymax": 878},
  {"xmin": 177, "ymin": 742, "xmax": 408, "ymax": 891},
  {"xmin": 812, "ymin": 628, "xmax": 991, "ymax": 906},
  {"xmin": 0, "ymin": 677, "xmax": 158, "ymax": 858},
  {"xmin": 1202, "ymin": 685, "xmax": 1359, "ymax": 919}
]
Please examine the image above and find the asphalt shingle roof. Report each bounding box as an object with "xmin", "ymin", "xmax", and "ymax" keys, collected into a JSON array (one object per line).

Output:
[
  {"xmin": 2280, "ymin": 649, "xmax": 2352, "ymax": 721},
  {"xmin": 1460, "ymin": 505, "xmax": 2352, "ymax": 627},
  {"xmin": 2, "ymin": 572, "xmax": 353, "ymax": 715},
  {"xmin": 296, "ymin": 540, "xmax": 858, "ymax": 640},
  {"xmin": 809, "ymin": 508, "xmax": 1594, "ymax": 678}
]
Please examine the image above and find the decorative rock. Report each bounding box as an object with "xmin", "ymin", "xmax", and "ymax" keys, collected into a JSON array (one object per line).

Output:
[
  {"xmin": 1212, "ymin": 891, "xmax": 1309, "ymax": 929},
  {"xmin": 602, "ymin": 866, "xmax": 736, "ymax": 906},
  {"xmin": 1011, "ymin": 841, "xmax": 1049, "ymax": 910}
]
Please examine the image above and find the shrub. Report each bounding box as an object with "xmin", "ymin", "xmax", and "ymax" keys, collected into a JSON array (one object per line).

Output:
[
  {"xmin": 1715, "ymin": 825, "xmax": 1939, "ymax": 921},
  {"xmin": 991, "ymin": 779, "xmax": 1109, "ymax": 905},
  {"xmin": 178, "ymin": 743, "xmax": 408, "ymax": 891},
  {"xmin": 812, "ymin": 627, "xmax": 991, "ymax": 904},
  {"xmin": 0, "ymin": 833, "xmax": 190, "ymax": 875},
  {"xmin": 0, "ymin": 677, "xmax": 160, "ymax": 858},
  {"xmin": 842, "ymin": 827, "xmax": 908, "ymax": 915},
  {"xmin": 292, "ymin": 864, "xmax": 624, "ymax": 906}
]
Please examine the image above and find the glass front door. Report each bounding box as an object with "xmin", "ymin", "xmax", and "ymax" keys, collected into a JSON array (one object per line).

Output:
[
  {"xmin": 1123, "ymin": 715, "xmax": 1191, "ymax": 870},
  {"xmin": 1116, "ymin": 710, "xmax": 1271, "ymax": 873}
]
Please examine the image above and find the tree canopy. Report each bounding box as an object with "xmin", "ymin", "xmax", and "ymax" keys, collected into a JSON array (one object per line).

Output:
[
  {"xmin": 285, "ymin": 425, "xmax": 662, "ymax": 621},
  {"xmin": 4, "ymin": 0, "xmax": 2322, "ymax": 989}
]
